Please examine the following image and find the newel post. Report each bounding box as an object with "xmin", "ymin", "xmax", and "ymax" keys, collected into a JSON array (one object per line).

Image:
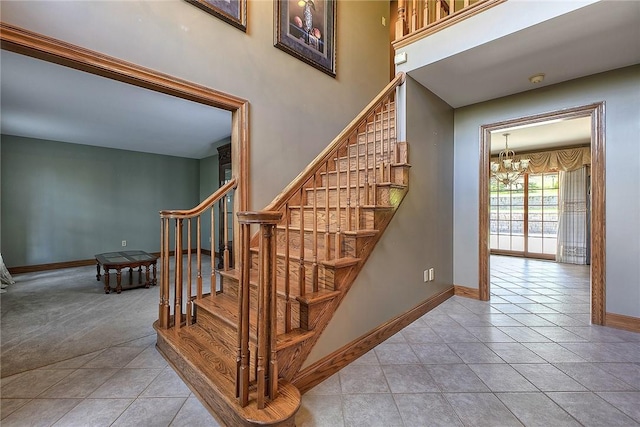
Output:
[
  {"xmin": 236, "ymin": 211, "xmax": 282, "ymax": 409},
  {"xmin": 158, "ymin": 217, "xmax": 171, "ymax": 329}
]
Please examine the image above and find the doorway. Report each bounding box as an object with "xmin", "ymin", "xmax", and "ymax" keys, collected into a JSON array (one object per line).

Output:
[
  {"xmin": 0, "ymin": 23, "xmax": 250, "ymax": 265},
  {"xmin": 479, "ymin": 103, "xmax": 605, "ymax": 325}
]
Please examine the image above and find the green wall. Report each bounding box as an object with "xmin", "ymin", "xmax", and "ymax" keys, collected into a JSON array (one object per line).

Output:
[{"xmin": 0, "ymin": 135, "xmax": 201, "ymax": 267}]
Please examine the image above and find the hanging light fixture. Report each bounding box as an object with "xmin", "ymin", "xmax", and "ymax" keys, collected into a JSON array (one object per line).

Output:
[{"xmin": 491, "ymin": 133, "xmax": 530, "ymax": 186}]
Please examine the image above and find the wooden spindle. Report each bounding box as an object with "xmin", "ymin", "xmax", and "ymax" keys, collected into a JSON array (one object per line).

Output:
[
  {"xmin": 197, "ymin": 215, "xmax": 202, "ymax": 299},
  {"xmin": 411, "ymin": 0, "xmax": 418, "ymax": 32},
  {"xmin": 346, "ymin": 136, "xmax": 352, "ymax": 231},
  {"xmin": 187, "ymin": 219, "xmax": 192, "ymax": 324},
  {"xmin": 324, "ymin": 161, "xmax": 330, "ymax": 261},
  {"xmin": 223, "ymin": 194, "xmax": 230, "ymax": 271},
  {"xmin": 211, "ymin": 207, "xmax": 215, "ymax": 295},
  {"xmin": 312, "ymin": 173, "xmax": 319, "ymax": 292},
  {"xmin": 236, "ymin": 218, "xmax": 251, "ymax": 406},
  {"xmin": 364, "ymin": 122, "xmax": 370, "ymax": 206},
  {"xmin": 335, "ymin": 157, "xmax": 342, "ymax": 259},
  {"xmin": 386, "ymin": 98, "xmax": 392, "ymax": 182},
  {"xmin": 174, "ymin": 219, "xmax": 183, "ymax": 329},
  {"xmin": 372, "ymin": 111, "xmax": 378, "ymax": 206},
  {"xmin": 298, "ymin": 187, "xmax": 306, "ymax": 297},
  {"xmin": 355, "ymin": 129, "xmax": 361, "ymax": 230},
  {"xmin": 423, "ymin": 0, "xmax": 430, "ymax": 26},
  {"xmin": 396, "ymin": 0, "xmax": 407, "ymax": 40},
  {"xmin": 284, "ymin": 204, "xmax": 291, "ymax": 333},
  {"xmin": 159, "ymin": 218, "xmax": 170, "ymax": 329}
]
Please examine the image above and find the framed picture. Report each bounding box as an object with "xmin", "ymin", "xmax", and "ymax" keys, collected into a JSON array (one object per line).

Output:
[
  {"xmin": 274, "ymin": 0, "xmax": 336, "ymax": 77},
  {"xmin": 186, "ymin": 0, "xmax": 247, "ymax": 32}
]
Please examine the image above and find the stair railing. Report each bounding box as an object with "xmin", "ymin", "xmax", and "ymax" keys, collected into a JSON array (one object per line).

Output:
[
  {"xmin": 158, "ymin": 178, "xmax": 237, "ymax": 330},
  {"xmin": 233, "ymin": 73, "xmax": 406, "ymax": 409}
]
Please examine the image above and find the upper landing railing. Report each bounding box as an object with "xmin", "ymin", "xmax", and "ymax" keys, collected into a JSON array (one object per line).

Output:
[{"xmin": 393, "ymin": 0, "xmax": 505, "ymax": 49}]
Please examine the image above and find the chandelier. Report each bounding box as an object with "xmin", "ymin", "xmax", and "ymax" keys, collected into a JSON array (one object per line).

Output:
[{"xmin": 491, "ymin": 133, "xmax": 530, "ymax": 186}]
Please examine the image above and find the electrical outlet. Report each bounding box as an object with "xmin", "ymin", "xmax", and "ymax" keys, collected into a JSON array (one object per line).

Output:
[
  {"xmin": 428, "ymin": 268, "xmax": 435, "ymax": 282},
  {"xmin": 382, "ymin": 16, "xmax": 386, "ymax": 26},
  {"xmin": 423, "ymin": 270, "xmax": 429, "ymax": 283},
  {"xmin": 122, "ymin": 240, "xmax": 127, "ymax": 247}
]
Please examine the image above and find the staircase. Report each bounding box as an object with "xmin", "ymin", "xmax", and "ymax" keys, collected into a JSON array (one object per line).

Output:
[{"xmin": 154, "ymin": 73, "xmax": 409, "ymax": 426}]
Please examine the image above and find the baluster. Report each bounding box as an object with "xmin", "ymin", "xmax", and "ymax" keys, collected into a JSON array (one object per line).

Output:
[
  {"xmin": 284, "ymin": 204, "xmax": 291, "ymax": 333},
  {"xmin": 312, "ymin": 173, "xmax": 319, "ymax": 292},
  {"xmin": 364, "ymin": 121, "xmax": 370, "ymax": 206},
  {"xmin": 174, "ymin": 219, "xmax": 183, "ymax": 329},
  {"xmin": 324, "ymin": 161, "xmax": 330, "ymax": 261},
  {"xmin": 371, "ymin": 111, "xmax": 378, "ymax": 206},
  {"xmin": 423, "ymin": 0, "xmax": 430, "ymax": 26},
  {"xmin": 346, "ymin": 137, "xmax": 352, "ymax": 231},
  {"xmin": 334, "ymin": 156, "xmax": 342, "ymax": 259},
  {"xmin": 197, "ymin": 215, "xmax": 202, "ymax": 300},
  {"xmin": 355, "ymin": 129, "xmax": 361, "ymax": 230},
  {"xmin": 211, "ymin": 208, "xmax": 216, "ymax": 294},
  {"xmin": 159, "ymin": 218, "xmax": 170, "ymax": 329},
  {"xmin": 396, "ymin": 0, "xmax": 407, "ymax": 40},
  {"xmin": 386, "ymin": 98, "xmax": 392, "ymax": 182},
  {"xmin": 223, "ymin": 194, "xmax": 230, "ymax": 271},
  {"xmin": 411, "ymin": 0, "xmax": 418, "ymax": 32},
  {"xmin": 187, "ymin": 219, "xmax": 192, "ymax": 324},
  {"xmin": 298, "ymin": 187, "xmax": 306, "ymax": 297},
  {"xmin": 236, "ymin": 217, "xmax": 251, "ymax": 406}
]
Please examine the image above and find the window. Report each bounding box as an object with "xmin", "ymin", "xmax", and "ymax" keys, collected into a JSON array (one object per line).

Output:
[{"xmin": 490, "ymin": 172, "xmax": 559, "ymax": 259}]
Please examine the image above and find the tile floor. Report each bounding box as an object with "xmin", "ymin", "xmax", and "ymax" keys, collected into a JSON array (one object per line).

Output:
[{"xmin": 2, "ymin": 255, "xmax": 640, "ymax": 426}]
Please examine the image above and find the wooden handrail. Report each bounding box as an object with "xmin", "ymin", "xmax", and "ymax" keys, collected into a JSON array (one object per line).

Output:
[
  {"xmin": 160, "ymin": 178, "xmax": 237, "ymax": 219},
  {"xmin": 264, "ymin": 72, "xmax": 405, "ymax": 212}
]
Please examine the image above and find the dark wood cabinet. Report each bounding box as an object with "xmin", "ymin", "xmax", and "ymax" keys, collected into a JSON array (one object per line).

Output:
[{"xmin": 217, "ymin": 143, "xmax": 233, "ymax": 269}]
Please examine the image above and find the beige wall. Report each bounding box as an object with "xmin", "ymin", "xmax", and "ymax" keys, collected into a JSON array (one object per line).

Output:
[
  {"xmin": 453, "ymin": 66, "xmax": 640, "ymax": 318},
  {"xmin": 0, "ymin": 0, "xmax": 391, "ymax": 211},
  {"xmin": 305, "ymin": 76, "xmax": 455, "ymax": 366}
]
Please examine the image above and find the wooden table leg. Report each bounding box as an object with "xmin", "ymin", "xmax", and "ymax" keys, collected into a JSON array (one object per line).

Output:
[
  {"xmin": 104, "ymin": 268, "xmax": 110, "ymax": 294},
  {"xmin": 96, "ymin": 261, "xmax": 101, "ymax": 281},
  {"xmin": 145, "ymin": 264, "xmax": 151, "ymax": 288},
  {"xmin": 138, "ymin": 266, "xmax": 143, "ymax": 284},
  {"xmin": 116, "ymin": 268, "xmax": 122, "ymax": 294}
]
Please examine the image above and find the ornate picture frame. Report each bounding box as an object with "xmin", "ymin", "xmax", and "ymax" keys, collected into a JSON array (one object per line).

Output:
[
  {"xmin": 274, "ymin": 0, "xmax": 336, "ymax": 77},
  {"xmin": 186, "ymin": 0, "xmax": 247, "ymax": 32}
]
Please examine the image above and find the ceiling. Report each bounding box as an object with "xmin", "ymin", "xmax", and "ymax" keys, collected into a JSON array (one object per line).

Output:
[
  {"xmin": 0, "ymin": 50, "xmax": 231, "ymax": 159},
  {"xmin": 1, "ymin": 1, "xmax": 637, "ymax": 158},
  {"xmin": 409, "ymin": 0, "xmax": 640, "ymax": 109}
]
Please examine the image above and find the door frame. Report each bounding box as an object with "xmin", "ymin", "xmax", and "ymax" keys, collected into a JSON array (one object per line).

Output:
[
  {"xmin": 478, "ymin": 102, "xmax": 606, "ymax": 325},
  {"xmin": 0, "ymin": 22, "xmax": 249, "ymax": 263}
]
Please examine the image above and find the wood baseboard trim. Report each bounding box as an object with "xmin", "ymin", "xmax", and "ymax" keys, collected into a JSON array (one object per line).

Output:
[
  {"xmin": 454, "ymin": 285, "xmax": 480, "ymax": 300},
  {"xmin": 292, "ymin": 286, "xmax": 454, "ymax": 394},
  {"xmin": 7, "ymin": 249, "xmax": 219, "ymax": 275},
  {"xmin": 605, "ymin": 312, "xmax": 640, "ymax": 333}
]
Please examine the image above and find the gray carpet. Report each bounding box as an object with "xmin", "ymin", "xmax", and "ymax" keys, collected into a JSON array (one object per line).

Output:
[{"xmin": 1, "ymin": 257, "xmax": 214, "ymax": 378}]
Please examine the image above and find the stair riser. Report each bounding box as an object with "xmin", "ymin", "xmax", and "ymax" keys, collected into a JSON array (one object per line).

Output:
[
  {"xmin": 289, "ymin": 207, "xmax": 376, "ymax": 231},
  {"xmin": 251, "ymin": 253, "xmax": 337, "ymax": 291},
  {"xmin": 274, "ymin": 229, "xmax": 360, "ymax": 260},
  {"xmin": 306, "ymin": 185, "xmax": 398, "ymax": 207},
  {"xmin": 322, "ymin": 163, "xmax": 408, "ymax": 187},
  {"xmin": 336, "ymin": 154, "xmax": 396, "ymax": 172},
  {"xmin": 357, "ymin": 128, "xmax": 395, "ymax": 145}
]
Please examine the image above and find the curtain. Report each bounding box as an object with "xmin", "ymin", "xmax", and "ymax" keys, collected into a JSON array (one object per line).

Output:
[
  {"xmin": 491, "ymin": 146, "xmax": 590, "ymax": 174},
  {"xmin": 556, "ymin": 166, "xmax": 589, "ymax": 264}
]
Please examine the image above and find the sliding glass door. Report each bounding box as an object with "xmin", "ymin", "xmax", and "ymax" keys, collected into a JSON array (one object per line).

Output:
[{"xmin": 490, "ymin": 172, "xmax": 559, "ymax": 259}]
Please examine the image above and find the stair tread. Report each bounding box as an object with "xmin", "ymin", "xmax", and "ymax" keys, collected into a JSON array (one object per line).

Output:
[
  {"xmin": 219, "ymin": 267, "xmax": 343, "ymax": 297},
  {"xmin": 274, "ymin": 225, "xmax": 379, "ymax": 235},
  {"xmin": 155, "ymin": 323, "xmax": 301, "ymax": 424},
  {"xmin": 194, "ymin": 293, "xmax": 321, "ymax": 348}
]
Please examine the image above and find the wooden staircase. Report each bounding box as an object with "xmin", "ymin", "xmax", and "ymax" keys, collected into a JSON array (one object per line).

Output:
[{"xmin": 154, "ymin": 73, "xmax": 408, "ymax": 426}]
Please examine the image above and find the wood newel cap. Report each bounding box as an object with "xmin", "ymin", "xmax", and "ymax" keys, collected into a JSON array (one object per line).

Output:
[{"xmin": 237, "ymin": 211, "xmax": 282, "ymax": 225}]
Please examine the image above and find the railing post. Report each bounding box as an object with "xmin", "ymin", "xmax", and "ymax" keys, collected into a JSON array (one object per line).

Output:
[{"xmin": 237, "ymin": 211, "xmax": 282, "ymax": 409}]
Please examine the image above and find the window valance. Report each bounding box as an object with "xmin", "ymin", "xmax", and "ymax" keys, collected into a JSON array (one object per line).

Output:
[{"xmin": 491, "ymin": 146, "xmax": 590, "ymax": 174}]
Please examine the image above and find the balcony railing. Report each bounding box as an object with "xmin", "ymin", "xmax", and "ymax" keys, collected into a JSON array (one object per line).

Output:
[{"xmin": 393, "ymin": 0, "xmax": 505, "ymax": 48}]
